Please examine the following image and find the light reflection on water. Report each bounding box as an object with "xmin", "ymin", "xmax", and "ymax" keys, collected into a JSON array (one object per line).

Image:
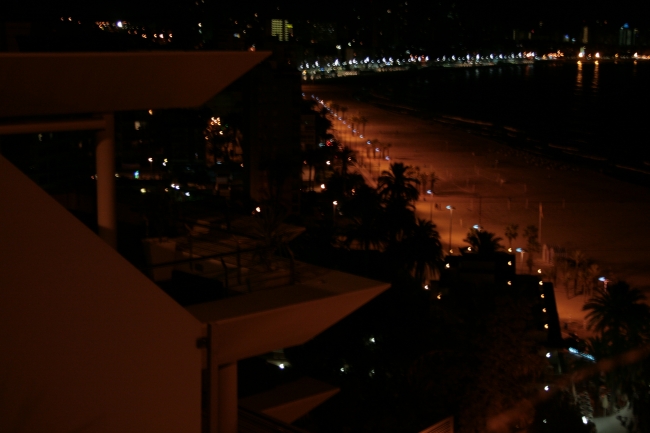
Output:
[
  {"xmin": 576, "ymin": 61, "xmax": 583, "ymax": 91},
  {"xmin": 377, "ymin": 60, "xmax": 650, "ymax": 163}
]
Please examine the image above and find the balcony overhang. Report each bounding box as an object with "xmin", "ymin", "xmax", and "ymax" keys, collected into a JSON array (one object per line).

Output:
[
  {"xmin": 186, "ymin": 270, "xmax": 390, "ymax": 365},
  {"xmin": 0, "ymin": 51, "xmax": 270, "ymax": 119},
  {"xmin": 239, "ymin": 377, "xmax": 339, "ymax": 424}
]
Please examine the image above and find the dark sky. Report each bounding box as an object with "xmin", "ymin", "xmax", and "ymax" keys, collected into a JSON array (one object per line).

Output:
[{"xmin": 3, "ymin": 0, "xmax": 649, "ymax": 28}]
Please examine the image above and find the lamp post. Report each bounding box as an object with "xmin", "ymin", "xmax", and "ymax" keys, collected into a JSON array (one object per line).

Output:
[
  {"xmin": 516, "ymin": 248, "xmax": 526, "ymax": 272},
  {"xmin": 599, "ymin": 276, "xmax": 609, "ymax": 290},
  {"xmin": 333, "ymin": 200, "xmax": 338, "ymax": 221},
  {"xmin": 446, "ymin": 205, "xmax": 454, "ymax": 254}
]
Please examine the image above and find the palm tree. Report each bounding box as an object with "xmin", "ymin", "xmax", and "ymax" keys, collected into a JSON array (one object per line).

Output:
[
  {"xmin": 583, "ymin": 282, "xmax": 650, "ymax": 349},
  {"xmin": 523, "ymin": 225, "xmax": 540, "ymax": 253},
  {"xmin": 523, "ymin": 224, "xmax": 540, "ymax": 274},
  {"xmin": 350, "ymin": 115, "xmax": 360, "ymax": 133},
  {"xmin": 428, "ymin": 171, "xmax": 439, "ymax": 195},
  {"xmin": 463, "ymin": 228, "xmax": 505, "ymax": 255},
  {"xmin": 326, "ymin": 171, "xmax": 365, "ymax": 202},
  {"xmin": 359, "ymin": 116, "xmax": 368, "ymax": 136},
  {"xmin": 504, "ymin": 223, "xmax": 519, "ymax": 248},
  {"xmin": 249, "ymin": 204, "xmax": 301, "ymax": 271},
  {"xmin": 343, "ymin": 185, "xmax": 387, "ymax": 252},
  {"xmin": 377, "ymin": 162, "xmax": 420, "ymax": 207},
  {"xmin": 383, "ymin": 201, "xmax": 417, "ymax": 247},
  {"xmin": 581, "ymin": 262, "xmax": 601, "ymax": 297},
  {"xmin": 566, "ymin": 250, "xmax": 588, "ymax": 296},
  {"xmin": 337, "ymin": 146, "xmax": 357, "ymax": 176},
  {"xmin": 399, "ymin": 219, "xmax": 443, "ymax": 285}
]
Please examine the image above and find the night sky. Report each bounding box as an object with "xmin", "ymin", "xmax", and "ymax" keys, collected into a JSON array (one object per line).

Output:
[{"xmin": 3, "ymin": 0, "xmax": 650, "ymax": 27}]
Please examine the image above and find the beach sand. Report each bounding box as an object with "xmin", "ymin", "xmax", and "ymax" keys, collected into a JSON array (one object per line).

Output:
[{"xmin": 304, "ymin": 82, "xmax": 650, "ymax": 335}]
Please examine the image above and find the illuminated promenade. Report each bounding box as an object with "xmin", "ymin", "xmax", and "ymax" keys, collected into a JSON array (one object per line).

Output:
[{"xmin": 304, "ymin": 83, "xmax": 650, "ymax": 338}]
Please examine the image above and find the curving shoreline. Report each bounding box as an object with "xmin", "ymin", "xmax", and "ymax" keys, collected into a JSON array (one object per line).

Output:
[
  {"xmin": 307, "ymin": 62, "xmax": 650, "ymax": 188},
  {"xmin": 305, "ymin": 82, "xmax": 650, "ymax": 335}
]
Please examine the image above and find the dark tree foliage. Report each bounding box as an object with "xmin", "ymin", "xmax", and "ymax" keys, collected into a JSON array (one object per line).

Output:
[{"xmin": 463, "ymin": 227, "xmax": 505, "ymax": 255}]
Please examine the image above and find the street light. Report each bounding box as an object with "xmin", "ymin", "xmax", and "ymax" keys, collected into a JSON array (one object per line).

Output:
[
  {"xmin": 599, "ymin": 276, "xmax": 609, "ymax": 289},
  {"xmin": 148, "ymin": 157, "xmax": 153, "ymax": 171},
  {"xmin": 446, "ymin": 205, "xmax": 455, "ymax": 254},
  {"xmin": 333, "ymin": 200, "xmax": 338, "ymax": 220},
  {"xmin": 516, "ymin": 248, "xmax": 526, "ymax": 271}
]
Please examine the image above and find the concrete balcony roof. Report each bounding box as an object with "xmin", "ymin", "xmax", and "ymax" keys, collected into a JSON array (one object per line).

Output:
[
  {"xmin": 186, "ymin": 268, "xmax": 389, "ymax": 365},
  {"xmin": 0, "ymin": 51, "xmax": 270, "ymax": 118}
]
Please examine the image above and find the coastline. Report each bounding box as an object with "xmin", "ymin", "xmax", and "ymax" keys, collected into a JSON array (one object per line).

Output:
[
  {"xmin": 304, "ymin": 81, "xmax": 650, "ymax": 336},
  {"xmin": 304, "ymin": 63, "xmax": 650, "ymax": 188}
]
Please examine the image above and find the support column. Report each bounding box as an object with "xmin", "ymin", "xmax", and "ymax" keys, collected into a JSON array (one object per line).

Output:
[
  {"xmin": 95, "ymin": 113, "xmax": 116, "ymax": 249},
  {"xmin": 218, "ymin": 362, "xmax": 238, "ymax": 433},
  {"xmin": 208, "ymin": 323, "xmax": 238, "ymax": 433}
]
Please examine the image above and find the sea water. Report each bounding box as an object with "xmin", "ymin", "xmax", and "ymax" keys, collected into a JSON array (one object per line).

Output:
[{"xmin": 338, "ymin": 60, "xmax": 650, "ymax": 184}]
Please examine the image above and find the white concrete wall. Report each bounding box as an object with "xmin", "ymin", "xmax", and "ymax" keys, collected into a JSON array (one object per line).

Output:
[{"xmin": 0, "ymin": 156, "xmax": 202, "ymax": 433}]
